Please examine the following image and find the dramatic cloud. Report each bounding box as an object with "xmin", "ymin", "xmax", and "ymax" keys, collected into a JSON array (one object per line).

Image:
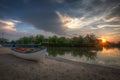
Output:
[
  {"xmin": 0, "ymin": 0, "xmax": 119, "ymax": 41},
  {"xmin": 0, "ymin": 19, "xmax": 16, "ymax": 31},
  {"xmin": 0, "ymin": 19, "xmax": 30, "ymax": 40},
  {"xmin": 20, "ymin": 10, "xmax": 66, "ymax": 34}
]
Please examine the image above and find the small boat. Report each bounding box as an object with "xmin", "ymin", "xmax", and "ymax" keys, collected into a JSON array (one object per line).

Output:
[{"xmin": 11, "ymin": 47, "xmax": 47, "ymax": 62}]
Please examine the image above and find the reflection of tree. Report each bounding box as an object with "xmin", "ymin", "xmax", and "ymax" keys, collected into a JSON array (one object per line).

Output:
[
  {"xmin": 47, "ymin": 48, "xmax": 65, "ymax": 57},
  {"xmin": 71, "ymin": 48, "xmax": 97, "ymax": 60},
  {"xmin": 47, "ymin": 47, "xmax": 98, "ymax": 60}
]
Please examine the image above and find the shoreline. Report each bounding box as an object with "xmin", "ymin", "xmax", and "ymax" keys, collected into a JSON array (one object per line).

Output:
[
  {"xmin": 0, "ymin": 47, "xmax": 120, "ymax": 80},
  {"xmin": 47, "ymin": 56, "xmax": 120, "ymax": 70}
]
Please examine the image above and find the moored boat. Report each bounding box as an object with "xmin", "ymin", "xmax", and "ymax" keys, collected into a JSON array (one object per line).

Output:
[{"xmin": 11, "ymin": 47, "xmax": 47, "ymax": 62}]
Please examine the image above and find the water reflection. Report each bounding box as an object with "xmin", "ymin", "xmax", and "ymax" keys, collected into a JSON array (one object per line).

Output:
[
  {"xmin": 97, "ymin": 47, "xmax": 120, "ymax": 68},
  {"xmin": 47, "ymin": 47, "xmax": 120, "ymax": 69},
  {"xmin": 47, "ymin": 47, "xmax": 100, "ymax": 60},
  {"xmin": 101, "ymin": 47, "xmax": 120, "ymax": 55}
]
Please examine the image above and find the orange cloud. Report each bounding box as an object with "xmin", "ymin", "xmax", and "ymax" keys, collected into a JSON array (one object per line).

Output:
[{"xmin": 0, "ymin": 19, "xmax": 16, "ymax": 31}]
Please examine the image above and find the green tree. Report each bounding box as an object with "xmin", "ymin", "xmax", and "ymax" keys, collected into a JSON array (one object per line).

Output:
[
  {"xmin": 84, "ymin": 34, "xmax": 97, "ymax": 47},
  {"xmin": 0, "ymin": 38, "xmax": 9, "ymax": 44},
  {"xmin": 35, "ymin": 35, "xmax": 45, "ymax": 44}
]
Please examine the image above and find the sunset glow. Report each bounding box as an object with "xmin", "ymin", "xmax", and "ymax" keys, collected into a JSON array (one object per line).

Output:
[
  {"xmin": 0, "ymin": 0, "xmax": 119, "ymax": 42},
  {"xmin": 102, "ymin": 38, "xmax": 106, "ymax": 43},
  {"xmin": 0, "ymin": 0, "xmax": 120, "ymax": 80}
]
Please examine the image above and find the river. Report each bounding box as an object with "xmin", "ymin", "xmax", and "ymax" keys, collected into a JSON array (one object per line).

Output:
[{"xmin": 47, "ymin": 47, "xmax": 120, "ymax": 69}]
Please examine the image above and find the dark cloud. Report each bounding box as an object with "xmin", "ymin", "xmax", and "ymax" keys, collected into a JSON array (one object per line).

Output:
[
  {"xmin": 61, "ymin": 0, "xmax": 120, "ymax": 18},
  {"xmin": 0, "ymin": 0, "xmax": 66, "ymax": 34},
  {"xmin": 106, "ymin": 4, "xmax": 120, "ymax": 19},
  {"xmin": 20, "ymin": 10, "xmax": 66, "ymax": 34},
  {"xmin": 0, "ymin": 0, "xmax": 120, "ymax": 40}
]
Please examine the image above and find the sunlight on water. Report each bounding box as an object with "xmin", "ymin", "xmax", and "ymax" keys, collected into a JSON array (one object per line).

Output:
[
  {"xmin": 96, "ymin": 47, "xmax": 120, "ymax": 68},
  {"xmin": 48, "ymin": 47, "xmax": 120, "ymax": 69},
  {"xmin": 101, "ymin": 47, "xmax": 120, "ymax": 55}
]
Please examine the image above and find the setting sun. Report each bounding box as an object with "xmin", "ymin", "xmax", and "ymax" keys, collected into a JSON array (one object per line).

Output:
[{"xmin": 102, "ymin": 38, "xmax": 106, "ymax": 43}]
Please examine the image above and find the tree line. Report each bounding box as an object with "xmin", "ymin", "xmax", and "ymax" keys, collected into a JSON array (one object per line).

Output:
[
  {"xmin": 0, "ymin": 34, "xmax": 120, "ymax": 47},
  {"xmin": 11, "ymin": 34, "xmax": 98, "ymax": 47}
]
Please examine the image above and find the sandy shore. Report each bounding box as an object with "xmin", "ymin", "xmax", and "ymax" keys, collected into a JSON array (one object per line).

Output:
[{"xmin": 0, "ymin": 47, "xmax": 120, "ymax": 80}]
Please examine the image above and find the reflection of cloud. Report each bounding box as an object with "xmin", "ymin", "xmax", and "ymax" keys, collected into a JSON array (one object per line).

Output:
[{"xmin": 98, "ymin": 61, "xmax": 105, "ymax": 64}]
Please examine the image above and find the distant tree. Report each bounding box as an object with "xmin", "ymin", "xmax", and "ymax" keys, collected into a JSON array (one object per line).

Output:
[
  {"xmin": 0, "ymin": 38, "xmax": 9, "ymax": 44},
  {"xmin": 71, "ymin": 37, "xmax": 79, "ymax": 46},
  {"xmin": 57, "ymin": 37, "xmax": 67, "ymax": 46},
  {"xmin": 12, "ymin": 34, "xmax": 105, "ymax": 47},
  {"xmin": 48, "ymin": 36, "xmax": 58, "ymax": 46},
  {"xmin": 77, "ymin": 35, "xmax": 84, "ymax": 46},
  {"xmin": 84, "ymin": 34, "xmax": 97, "ymax": 47},
  {"xmin": 35, "ymin": 35, "xmax": 45, "ymax": 44},
  {"xmin": 10, "ymin": 40, "xmax": 16, "ymax": 44}
]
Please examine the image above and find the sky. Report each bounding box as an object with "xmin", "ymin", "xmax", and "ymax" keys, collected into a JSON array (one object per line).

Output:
[{"xmin": 0, "ymin": 0, "xmax": 120, "ymax": 42}]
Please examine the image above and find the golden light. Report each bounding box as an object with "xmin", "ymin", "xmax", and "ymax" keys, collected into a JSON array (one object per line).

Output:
[
  {"xmin": 64, "ymin": 18, "xmax": 80, "ymax": 29},
  {"xmin": 56, "ymin": 11, "xmax": 88, "ymax": 29},
  {"xmin": 0, "ymin": 19, "xmax": 16, "ymax": 31},
  {"xmin": 102, "ymin": 38, "xmax": 106, "ymax": 43}
]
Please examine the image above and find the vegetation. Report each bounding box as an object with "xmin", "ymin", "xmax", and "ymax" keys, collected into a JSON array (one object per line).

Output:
[
  {"xmin": 11, "ymin": 34, "xmax": 99, "ymax": 47},
  {"xmin": 0, "ymin": 38, "xmax": 9, "ymax": 44},
  {"xmin": 1, "ymin": 34, "xmax": 119, "ymax": 47}
]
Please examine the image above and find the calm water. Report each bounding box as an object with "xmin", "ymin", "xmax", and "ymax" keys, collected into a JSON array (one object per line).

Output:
[{"xmin": 47, "ymin": 47, "xmax": 120, "ymax": 69}]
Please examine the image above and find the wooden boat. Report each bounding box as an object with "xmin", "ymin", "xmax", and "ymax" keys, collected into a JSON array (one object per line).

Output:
[{"xmin": 11, "ymin": 47, "xmax": 47, "ymax": 62}]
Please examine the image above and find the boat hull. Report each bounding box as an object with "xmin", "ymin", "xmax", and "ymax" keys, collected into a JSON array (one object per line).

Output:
[{"xmin": 11, "ymin": 48, "xmax": 47, "ymax": 62}]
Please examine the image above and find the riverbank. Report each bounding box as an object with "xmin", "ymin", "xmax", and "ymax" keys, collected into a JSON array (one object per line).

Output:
[{"xmin": 0, "ymin": 48, "xmax": 120, "ymax": 80}]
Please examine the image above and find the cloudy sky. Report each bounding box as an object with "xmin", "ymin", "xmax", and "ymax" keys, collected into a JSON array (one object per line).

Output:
[{"xmin": 0, "ymin": 0, "xmax": 120, "ymax": 42}]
